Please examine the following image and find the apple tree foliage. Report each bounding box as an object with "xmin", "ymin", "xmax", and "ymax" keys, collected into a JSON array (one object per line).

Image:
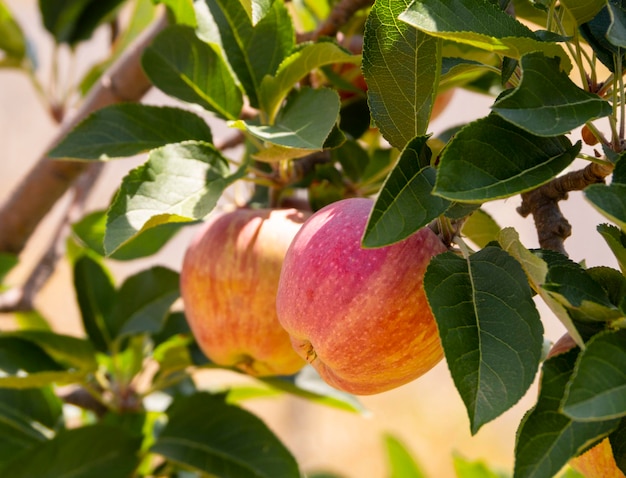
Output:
[{"xmin": 1, "ymin": 0, "xmax": 626, "ymax": 476}]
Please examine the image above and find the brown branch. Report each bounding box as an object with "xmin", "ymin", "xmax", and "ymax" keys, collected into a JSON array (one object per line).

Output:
[
  {"xmin": 517, "ymin": 162, "xmax": 614, "ymax": 255},
  {"xmin": 298, "ymin": 0, "xmax": 374, "ymax": 42},
  {"xmin": 0, "ymin": 12, "xmax": 168, "ymax": 256}
]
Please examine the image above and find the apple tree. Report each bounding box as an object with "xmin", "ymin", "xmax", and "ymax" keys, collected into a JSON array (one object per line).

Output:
[{"xmin": 0, "ymin": 0, "xmax": 625, "ymax": 477}]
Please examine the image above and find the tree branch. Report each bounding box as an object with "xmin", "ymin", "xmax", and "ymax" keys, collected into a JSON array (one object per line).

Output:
[
  {"xmin": 517, "ymin": 162, "xmax": 613, "ymax": 254},
  {"xmin": 0, "ymin": 13, "xmax": 168, "ymax": 256}
]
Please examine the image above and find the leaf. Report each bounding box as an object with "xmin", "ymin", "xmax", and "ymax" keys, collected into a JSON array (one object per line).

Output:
[
  {"xmin": 260, "ymin": 40, "xmax": 358, "ymax": 121},
  {"xmin": 158, "ymin": 0, "xmax": 196, "ymax": 26},
  {"xmin": 580, "ymin": 4, "xmax": 626, "ymax": 72},
  {"xmin": 0, "ymin": 424, "xmax": 142, "ymax": 477},
  {"xmin": 498, "ymin": 229, "xmax": 584, "ymax": 347},
  {"xmin": 202, "ymin": 0, "xmax": 294, "ymax": 107},
  {"xmin": 0, "ymin": 252, "xmax": 17, "ymax": 284},
  {"xmin": 110, "ymin": 267, "xmax": 180, "ymax": 339},
  {"xmin": 597, "ymin": 223, "xmax": 626, "ymax": 274},
  {"xmin": 424, "ymin": 247, "xmax": 544, "ymax": 434},
  {"xmin": 104, "ymin": 141, "xmax": 233, "ymax": 255},
  {"xmin": 362, "ymin": 136, "xmax": 451, "ymax": 248},
  {"xmin": 607, "ymin": 0, "xmax": 626, "ymax": 48},
  {"xmin": 609, "ymin": 418, "xmax": 626, "ymax": 474},
  {"xmin": 560, "ymin": 0, "xmax": 605, "ymax": 26},
  {"xmin": 399, "ymin": 0, "xmax": 571, "ymax": 71},
  {"xmin": 73, "ymin": 254, "xmax": 116, "ymax": 353},
  {"xmin": 234, "ymin": 87, "xmax": 340, "ymax": 151},
  {"xmin": 384, "ymin": 434, "xmax": 427, "ymax": 478},
  {"xmin": 461, "ymin": 209, "xmax": 501, "ymax": 249},
  {"xmin": 142, "ymin": 25, "xmax": 243, "ymax": 119},
  {"xmin": 38, "ymin": 0, "xmax": 125, "ymax": 46},
  {"xmin": 48, "ymin": 104, "xmax": 213, "ymax": 160},
  {"xmin": 562, "ymin": 329, "xmax": 626, "ymax": 421},
  {"xmin": 151, "ymin": 392, "xmax": 301, "ymax": 477},
  {"xmin": 0, "ymin": 1, "xmax": 26, "ymax": 65},
  {"xmin": 585, "ymin": 183, "xmax": 626, "ymax": 231},
  {"xmin": 492, "ymin": 53, "xmax": 612, "ymax": 136},
  {"xmin": 514, "ymin": 347, "xmax": 620, "ymax": 478},
  {"xmin": 362, "ymin": 0, "xmax": 440, "ymax": 150},
  {"xmin": 452, "ymin": 454, "xmax": 506, "ymax": 478},
  {"xmin": 434, "ymin": 115, "xmax": 580, "ymax": 202}
]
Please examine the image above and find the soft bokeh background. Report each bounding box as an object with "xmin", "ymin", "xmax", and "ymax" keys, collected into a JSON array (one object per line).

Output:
[{"xmin": 0, "ymin": 1, "xmax": 617, "ymax": 476}]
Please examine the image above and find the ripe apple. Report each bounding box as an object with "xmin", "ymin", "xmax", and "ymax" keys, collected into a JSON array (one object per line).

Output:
[
  {"xmin": 546, "ymin": 333, "xmax": 624, "ymax": 478},
  {"xmin": 180, "ymin": 207, "xmax": 309, "ymax": 377},
  {"xmin": 275, "ymin": 197, "xmax": 448, "ymax": 395}
]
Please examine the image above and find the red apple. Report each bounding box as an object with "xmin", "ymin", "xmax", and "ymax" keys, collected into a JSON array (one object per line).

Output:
[
  {"xmin": 180, "ymin": 207, "xmax": 309, "ymax": 377},
  {"xmin": 275, "ymin": 197, "xmax": 448, "ymax": 395}
]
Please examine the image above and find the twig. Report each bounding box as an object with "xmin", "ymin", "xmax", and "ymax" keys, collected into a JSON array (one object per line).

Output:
[
  {"xmin": 517, "ymin": 162, "xmax": 613, "ymax": 254},
  {"xmin": 298, "ymin": 0, "xmax": 374, "ymax": 42},
  {"xmin": 0, "ymin": 12, "xmax": 168, "ymax": 256}
]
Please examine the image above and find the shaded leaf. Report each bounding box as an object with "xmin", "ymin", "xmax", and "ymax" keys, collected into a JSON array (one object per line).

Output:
[
  {"xmin": 362, "ymin": 0, "xmax": 440, "ymax": 150},
  {"xmin": 561, "ymin": 0, "xmax": 605, "ymax": 26},
  {"xmin": 363, "ymin": 136, "xmax": 450, "ymax": 248},
  {"xmin": 48, "ymin": 104, "xmax": 213, "ymax": 160},
  {"xmin": 585, "ymin": 183, "xmax": 626, "ymax": 231},
  {"xmin": 104, "ymin": 141, "xmax": 233, "ymax": 255},
  {"xmin": 597, "ymin": 223, "xmax": 626, "ymax": 274},
  {"xmin": 492, "ymin": 53, "xmax": 611, "ymax": 136},
  {"xmin": 0, "ymin": 424, "xmax": 142, "ymax": 477},
  {"xmin": 434, "ymin": 115, "xmax": 580, "ymax": 202},
  {"xmin": 461, "ymin": 209, "xmax": 501, "ymax": 249},
  {"xmin": 151, "ymin": 392, "xmax": 300, "ymax": 477},
  {"xmin": 514, "ymin": 348, "xmax": 620, "ymax": 478},
  {"xmin": 142, "ymin": 25, "xmax": 242, "ymax": 119},
  {"xmin": 563, "ymin": 329, "xmax": 626, "ymax": 421},
  {"xmin": 424, "ymin": 247, "xmax": 543, "ymax": 434},
  {"xmin": 607, "ymin": 0, "xmax": 626, "ymax": 48}
]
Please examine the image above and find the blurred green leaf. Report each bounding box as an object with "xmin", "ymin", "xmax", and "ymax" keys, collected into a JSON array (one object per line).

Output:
[
  {"xmin": 151, "ymin": 392, "xmax": 300, "ymax": 477},
  {"xmin": 200, "ymin": 0, "xmax": 294, "ymax": 107},
  {"xmin": 158, "ymin": 0, "xmax": 196, "ymax": 26},
  {"xmin": 424, "ymin": 247, "xmax": 543, "ymax": 434},
  {"xmin": 453, "ymin": 453, "xmax": 507, "ymax": 478},
  {"xmin": 0, "ymin": 252, "xmax": 17, "ymax": 284},
  {"xmin": 462, "ymin": 209, "xmax": 501, "ymax": 249},
  {"xmin": 560, "ymin": 0, "xmax": 604, "ymax": 26},
  {"xmin": 562, "ymin": 329, "xmax": 626, "ymax": 421},
  {"xmin": 514, "ymin": 348, "xmax": 619, "ymax": 478},
  {"xmin": 48, "ymin": 104, "xmax": 213, "ymax": 160},
  {"xmin": 0, "ymin": 1, "xmax": 27, "ymax": 67},
  {"xmin": 104, "ymin": 141, "xmax": 233, "ymax": 256},
  {"xmin": 142, "ymin": 25, "xmax": 243, "ymax": 119},
  {"xmin": 362, "ymin": 0, "xmax": 440, "ymax": 150},
  {"xmin": 434, "ymin": 115, "xmax": 579, "ymax": 202},
  {"xmin": 399, "ymin": 0, "xmax": 571, "ymax": 70},
  {"xmin": 363, "ymin": 136, "xmax": 451, "ymax": 248},
  {"xmin": 0, "ymin": 424, "xmax": 142, "ymax": 477},
  {"xmin": 385, "ymin": 434, "xmax": 427, "ymax": 478},
  {"xmin": 492, "ymin": 53, "xmax": 611, "ymax": 136}
]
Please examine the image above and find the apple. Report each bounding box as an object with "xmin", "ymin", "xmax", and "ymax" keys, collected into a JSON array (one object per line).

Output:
[
  {"xmin": 275, "ymin": 197, "xmax": 448, "ymax": 395},
  {"xmin": 180, "ymin": 207, "xmax": 309, "ymax": 377},
  {"xmin": 546, "ymin": 333, "xmax": 624, "ymax": 478}
]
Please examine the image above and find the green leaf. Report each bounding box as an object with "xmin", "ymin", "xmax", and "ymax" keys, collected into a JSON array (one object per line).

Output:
[
  {"xmin": 607, "ymin": 0, "xmax": 626, "ymax": 48},
  {"xmin": 384, "ymin": 434, "xmax": 427, "ymax": 478},
  {"xmin": 580, "ymin": 4, "xmax": 626, "ymax": 72},
  {"xmin": 498, "ymin": 229, "xmax": 584, "ymax": 347},
  {"xmin": 234, "ymin": 87, "xmax": 340, "ymax": 151},
  {"xmin": 452, "ymin": 453, "xmax": 506, "ymax": 478},
  {"xmin": 492, "ymin": 53, "xmax": 612, "ymax": 136},
  {"xmin": 158, "ymin": 0, "xmax": 196, "ymax": 26},
  {"xmin": 585, "ymin": 183, "xmax": 626, "ymax": 231},
  {"xmin": 514, "ymin": 347, "xmax": 620, "ymax": 478},
  {"xmin": 151, "ymin": 392, "xmax": 301, "ymax": 477},
  {"xmin": 597, "ymin": 223, "xmax": 626, "ymax": 274},
  {"xmin": 609, "ymin": 418, "xmax": 626, "ymax": 474},
  {"xmin": 73, "ymin": 254, "xmax": 116, "ymax": 353},
  {"xmin": 142, "ymin": 25, "xmax": 243, "ymax": 119},
  {"xmin": 562, "ymin": 329, "xmax": 626, "ymax": 421},
  {"xmin": 362, "ymin": 136, "xmax": 451, "ymax": 248},
  {"xmin": 461, "ymin": 209, "xmax": 501, "ymax": 249},
  {"xmin": 0, "ymin": 1, "xmax": 26, "ymax": 66},
  {"xmin": 434, "ymin": 115, "xmax": 580, "ymax": 202},
  {"xmin": 0, "ymin": 252, "xmax": 17, "ymax": 284},
  {"xmin": 110, "ymin": 267, "xmax": 180, "ymax": 339},
  {"xmin": 104, "ymin": 141, "xmax": 233, "ymax": 255},
  {"xmin": 260, "ymin": 40, "xmax": 358, "ymax": 121},
  {"xmin": 399, "ymin": 0, "xmax": 571, "ymax": 71},
  {"xmin": 424, "ymin": 247, "xmax": 543, "ymax": 434},
  {"xmin": 561, "ymin": 0, "xmax": 605, "ymax": 26},
  {"xmin": 331, "ymin": 139, "xmax": 371, "ymax": 183},
  {"xmin": 363, "ymin": 0, "xmax": 440, "ymax": 150},
  {"xmin": 0, "ymin": 424, "xmax": 142, "ymax": 477},
  {"xmin": 48, "ymin": 104, "xmax": 213, "ymax": 160},
  {"xmin": 38, "ymin": 0, "xmax": 125, "ymax": 46},
  {"xmin": 201, "ymin": 0, "xmax": 294, "ymax": 107},
  {"xmin": 0, "ymin": 331, "xmax": 97, "ymax": 388}
]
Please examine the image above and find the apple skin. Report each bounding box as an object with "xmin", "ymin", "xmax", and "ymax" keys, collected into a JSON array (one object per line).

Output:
[
  {"xmin": 546, "ymin": 334, "xmax": 625, "ymax": 478},
  {"xmin": 180, "ymin": 207, "xmax": 309, "ymax": 377},
  {"xmin": 275, "ymin": 197, "xmax": 448, "ymax": 395}
]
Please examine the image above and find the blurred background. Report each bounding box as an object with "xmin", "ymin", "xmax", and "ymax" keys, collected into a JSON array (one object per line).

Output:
[{"xmin": 0, "ymin": 1, "xmax": 618, "ymax": 476}]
